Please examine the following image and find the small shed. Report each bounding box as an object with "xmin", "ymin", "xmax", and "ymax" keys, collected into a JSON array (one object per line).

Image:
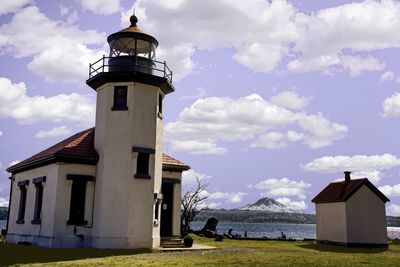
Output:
[{"xmin": 312, "ymin": 171, "xmax": 390, "ymax": 247}]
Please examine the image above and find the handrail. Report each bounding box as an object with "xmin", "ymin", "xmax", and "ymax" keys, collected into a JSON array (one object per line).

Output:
[{"xmin": 88, "ymin": 56, "xmax": 173, "ymax": 83}]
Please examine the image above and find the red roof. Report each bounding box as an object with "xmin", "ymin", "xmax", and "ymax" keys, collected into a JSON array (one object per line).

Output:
[
  {"xmin": 162, "ymin": 154, "xmax": 190, "ymax": 171},
  {"xmin": 7, "ymin": 128, "xmax": 190, "ymax": 174},
  {"xmin": 312, "ymin": 178, "xmax": 389, "ymax": 203}
]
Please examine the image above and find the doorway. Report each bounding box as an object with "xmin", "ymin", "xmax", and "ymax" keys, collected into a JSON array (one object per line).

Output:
[{"xmin": 160, "ymin": 182, "xmax": 173, "ymax": 236}]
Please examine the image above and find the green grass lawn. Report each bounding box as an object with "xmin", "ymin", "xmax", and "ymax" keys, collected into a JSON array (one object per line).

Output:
[{"xmin": 1, "ymin": 237, "xmax": 400, "ymax": 267}]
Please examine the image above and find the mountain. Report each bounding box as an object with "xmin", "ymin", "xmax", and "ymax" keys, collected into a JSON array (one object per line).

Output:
[{"xmin": 238, "ymin": 197, "xmax": 294, "ymax": 213}]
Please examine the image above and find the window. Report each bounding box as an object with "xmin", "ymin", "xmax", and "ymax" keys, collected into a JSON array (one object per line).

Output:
[
  {"xmin": 16, "ymin": 180, "xmax": 29, "ymax": 224},
  {"xmin": 132, "ymin": 146, "xmax": 154, "ymax": 179},
  {"xmin": 136, "ymin": 152, "xmax": 150, "ymax": 178},
  {"xmin": 67, "ymin": 175, "xmax": 94, "ymax": 225},
  {"xmin": 112, "ymin": 86, "xmax": 128, "ymax": 110},
  {"xmin": 32, "ymin": 176, "xmax": 46, "ymax": 224},
  {"xmin": 158, "ymin": 93, "xmax": 163, "ymax": 115}
]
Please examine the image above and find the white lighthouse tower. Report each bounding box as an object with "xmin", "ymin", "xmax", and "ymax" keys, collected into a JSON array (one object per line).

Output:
[{"xmin": 87, "ymin": 15, "xmax": 174, "ymax": 249}]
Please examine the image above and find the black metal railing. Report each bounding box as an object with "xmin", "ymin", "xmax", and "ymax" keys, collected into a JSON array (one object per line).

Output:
[{"xmin": 88, "ymin": 55, "xmax": 173, "ymax": 82}]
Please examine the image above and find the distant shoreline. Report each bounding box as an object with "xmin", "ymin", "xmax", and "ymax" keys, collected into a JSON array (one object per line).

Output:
[{"xmin": 196, "ymin": 209, "xmax": 400, "ymax": 227}]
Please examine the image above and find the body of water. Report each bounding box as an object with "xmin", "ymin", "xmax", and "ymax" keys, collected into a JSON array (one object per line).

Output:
[
  {"xmin": 192, "ymin": 221, "xmax": 400, "ymax": 240},
  {"xmin": 1, "ymin": 220, "xmax": 399, "ymax": 240}
]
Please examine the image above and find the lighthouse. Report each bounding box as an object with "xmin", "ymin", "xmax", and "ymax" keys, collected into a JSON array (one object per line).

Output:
[
  {"xmin": 5, "ymin": 15, "xmax": 188, "ymax": 249},
  {"xmin": 87, "ymin": 15, "xmax": 174, "ymax": 248}
]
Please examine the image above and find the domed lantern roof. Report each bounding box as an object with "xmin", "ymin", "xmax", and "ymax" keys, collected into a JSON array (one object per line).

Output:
[{"xmin": 107, "ymin": 15, "xmax": 158, "ymax": 58}]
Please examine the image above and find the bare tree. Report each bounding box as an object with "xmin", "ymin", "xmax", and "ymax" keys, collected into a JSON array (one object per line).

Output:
[{"xmin": 181, "ymin": 178, "xmax": 209, "ymax": 236}]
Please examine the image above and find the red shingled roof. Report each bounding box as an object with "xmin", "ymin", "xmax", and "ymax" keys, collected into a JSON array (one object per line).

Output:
[
  {"xmin": 162, "ymin": 154, "xmax": 190, "ymax": 171},
  {"xmin": 7, "ymin": 128, "xmax": 190, "ymax": 174},
  {"xmin": 312, "ymin": 178, "xmax": 389, "ymax": 203},
  {"xmin": 7, "ymin": 128, "xmax": 99, "ymax": 174}
]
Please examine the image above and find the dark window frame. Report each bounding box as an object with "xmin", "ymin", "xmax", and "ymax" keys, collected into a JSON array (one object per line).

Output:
[
  {"xmin": 112, "ymin": 86, "xmax": 128, "ymax": 110},
  {"xmin": 158, "ymin": 93, "xmax": 163, "ymax": 118},
  {"xmin": 66, "ymin": 175, "xmax": 94, "ymax": 225},
  {"xmin": 16, "ymin": 180, "xmax": 29, "ymax": 224},
  {"xmin": 135, "ymin": 152, "xmax": 150, "ymax": 179},
  {"xmin": 31, "ymin": 176, "xmax": 46, "ymax": 225}
]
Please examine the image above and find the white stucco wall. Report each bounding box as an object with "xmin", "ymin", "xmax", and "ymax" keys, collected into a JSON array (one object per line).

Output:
[
  {"xmin": 92, "ymin": 82, "xmax": 163, "ymax": 249},
  {"xmin": 316, "ymin": 202, "xmax": 347, "ymax": 243},
  {"xmin": 7, "ymin": 163, "xmax": 96, "ymax": 248},
  {"xmin": 345, "ymin": 185, "xmax": 388, "ymax": 245},
  {"xmin": 7, "ymin": 164, "xmax": 59, "ymax": 247},
  {"xmin": 161, "ymin": 171, "xmax": 183, "ymax": 237}
]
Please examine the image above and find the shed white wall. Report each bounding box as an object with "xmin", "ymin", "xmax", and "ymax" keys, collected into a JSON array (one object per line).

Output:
[
  {"xmin": 345, "ymin": 185, "xmax": 388, "ymax": 245},
  {"xmin": 162, "ymin": 170, "xmax": 183, "ymax": 236},
  {"xmin": 316, "ymin": 202, "xmax": 347, "ymax": 243}
]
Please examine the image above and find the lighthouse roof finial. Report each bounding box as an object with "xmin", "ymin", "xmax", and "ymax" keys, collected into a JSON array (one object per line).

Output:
[{"xmin": 130, "ymin": 13, "xmax": 138, "ymax": 27}]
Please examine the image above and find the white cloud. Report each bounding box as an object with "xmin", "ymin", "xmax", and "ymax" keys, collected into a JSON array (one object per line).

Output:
[
  {"xmin": 123, "ymin": 0, "xmax": 299, "ymax": 79},
  {"xmin": 77, "ymin": 0, "xmax": 121, "ymax": 15},
  {"xmin": 169, "ymin": 140, "xmax": 227, "ymax": 155},
  {"xmin": 302, "ymin": 154, "xmax": 400, "ymax": 183},
  {"xmin": 180, "ymin": 86, "xmax": 206, "ymax": 100},
  {"xmin": 0, "ymin": 77, "xmax": 95, "ymax": 125},
  {"xmin": 0, "ymin": 130, "xmax": 2, "ymax": 136},
  {"xmin": 382, "ymin": 92, "xmax": 400, "ymax": 117},
  {"xmin": 276, "ymin": 197, "xmax": 308, "ymax": 211},
  {"xmin": 208, "ymin": 192, "xmax": 248, "ymax": 204},
  {"xmin": 250, "ymin": 131, "xmax": 304, "ymax": 149},
  {"xmin": 122, "ymin": 0, "xmax": 400, "ymax": 79},
  {"xmin": 166, "ymin": 93, "xmax": 347, "ymax": 154},
  {"xmin": 387, "ymin": 204, "xmax": 400, "ymax": 216},
  {"xmin": 378, "ymin": 184, "xmax": 400, "ymax": 197},
  {"xmin": 0, "ymin": 0, "xmax": 32, "ymax": 16},
  {"xmin": 35, "ymin": 126, "xmax": 72, "ymax": 139},
  {"xmin": 182, "ymin": 169, "xmax": 212, "ymax": 186},
  {"xmin": 8, "ymin": 160, "xmax": 21, "ymax": 167},
  {"xmin": 269, "ymin": 91, "xmax": 311, "ymax": 111},
  {"xmin": 206, "ymin": 202, "xmax": 221, "ymax": 209},
  {"xmin": 380, "ymin": 71, "xmax": 395, "ymax": 82},
  {"xmin": 341, "ymin": 55, "xmax": 385, "ymax": 77},
  {"xmin": 250, "ymin": 177, "xmax": 311, "ymax": 200},
  {"xmin": 0, "ymin": 197, "xmax": 8, "ymax": 207},
  {"xmin": 289, "ymin": 0, "xmax": 400, "ymax": 74},
  {"xmin": 0, "ymin": 6, "xmax": 106, "ymax": 83}
]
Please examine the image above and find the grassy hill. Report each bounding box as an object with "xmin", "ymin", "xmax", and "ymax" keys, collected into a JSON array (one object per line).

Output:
[{"xmin": 0, "ymin": 207, "xmax": 7, "ymax": 220}]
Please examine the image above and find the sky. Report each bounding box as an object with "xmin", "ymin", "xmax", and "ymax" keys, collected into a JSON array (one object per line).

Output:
[{"xmin": 1, "ymin": 0, "xmax": 400, "ymax": 214}]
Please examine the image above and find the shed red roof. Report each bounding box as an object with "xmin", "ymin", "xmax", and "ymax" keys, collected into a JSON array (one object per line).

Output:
[
  {"xmin": 312, "ymin": 178, "xmax": 389, "ymax": 203},
  {"xmin": 7, "ymin": 128, "xmax": 190, "ymax": 174}
]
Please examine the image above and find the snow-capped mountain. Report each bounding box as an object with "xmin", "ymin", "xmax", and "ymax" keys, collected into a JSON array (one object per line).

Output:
[{"xmin": 238, "ymin": 197, "xmax": 294, "ymax": 213}]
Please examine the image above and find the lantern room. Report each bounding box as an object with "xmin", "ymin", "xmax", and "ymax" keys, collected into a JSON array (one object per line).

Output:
[{"xmin": 86, "ymin": 15, "xmax": 174, "ymax": 94}]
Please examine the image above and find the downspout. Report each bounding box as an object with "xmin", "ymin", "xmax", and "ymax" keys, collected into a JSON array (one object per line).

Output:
[{"xmin": 5, "ymin": 175, "xmax": 13, "ymax": 235}]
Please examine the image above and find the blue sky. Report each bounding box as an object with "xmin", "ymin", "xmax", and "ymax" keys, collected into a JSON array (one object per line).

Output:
[{"xmin": 1, "ymin": 0, "xmax": 400, "ymax": 214}]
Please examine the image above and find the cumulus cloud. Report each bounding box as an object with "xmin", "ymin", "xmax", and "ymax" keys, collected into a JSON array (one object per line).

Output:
[
  {"xmin": 180, "ymin": 86, "xmax": 207, "ymax": 100},
  {"xmin": 0, "ymin": 197, "xmax": 8, "ymax": 207},
  {"xmin": 0, "ymin": 77, "xmax": 95, "ymax": 125},
  {"xmin": 382, "ymin": 92, "xmax": 400, "ymax": 117},
  {"xmin": 387, "ymin": 204, "xmax": 400, "ymax": 216},
  {"xmin": 0, "ymin": 0, "xmax": 32, "ymax": 16},
  {"xmin": 77, "ymin": 0, "xmax": 121, "ymax": 15},
  {"xmin": 0, "ymin": 6, "xmax": 106, "ymax": 83},
  {"xmin": 289, "ymin": 1, "xmax": 400, "ymax": 74},
  {"xmin": 302, "ymin": 154, "xmax": 400, "ymax": 183},
  {"xmin": 380, "ymin": 71, "xmax": 395, "ymax": 82},
  {"xmin": 121, "ymin": 0, "xmax": 400, "ymax": 79},
  {"xmin": 251, "ymin": 131, "xmax": 304, "ymax": 149},
  {"xmin": 276, "ymin": 197, "xmax": 307, "ymax": 211},
  {"xmin": 250, "ymin": 177, "xmax": 311, "ymax": 200},
  {"xmin": 0, "ymin": 130, "xmax": 2, "ymax": 136},
  {"xmin": 8, "ymin": 160, "xmax": 21, "ymax": 167},
  {"xmin": 35, "ymin": 126, "xmax": 72, "ymax": 138},
  {"xmin": 208, "ymin": 192, "xmax": 248, "ymax": 204},
  {"xmin": 182, "ymin": 169, "xmax": 212, "ymax": 186},
  {"xmin": 166, "ymin": 93, "xmax": 347, "ymax": 154},
  {"xmin": 123, "ymin": 0, "xmax": 298, "ymax": 79},
  {"xmin": 269, "ymin": 91, "xmax": 311, "ymax": 111},
  {"xmin": 340, "ymin": 55, "xmax": 385, "ymax": 77},
  {"xmin": 379, "ymin": 184, "xmax": 400, "ymax": 197}
]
